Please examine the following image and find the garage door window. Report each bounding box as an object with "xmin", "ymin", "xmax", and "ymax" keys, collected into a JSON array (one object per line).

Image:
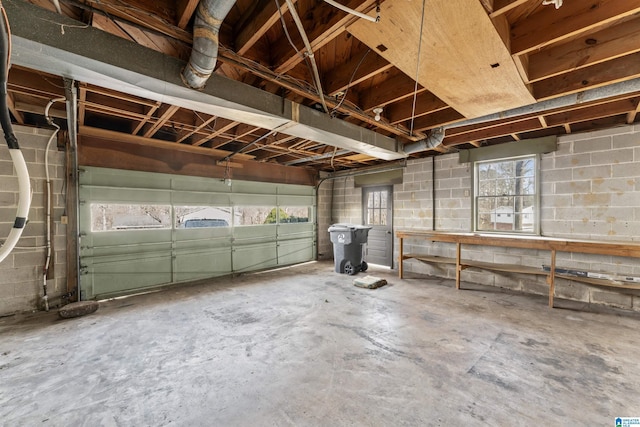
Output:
[
  {"xmin": 90, "ymin": 203, "xmax": 172, "ymax": 231},
  {"xmin": 175, "ymin": 206, "xmax": 232, "ymax": 228}
]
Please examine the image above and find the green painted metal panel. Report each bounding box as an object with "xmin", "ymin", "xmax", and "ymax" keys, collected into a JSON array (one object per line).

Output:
[
  {"xmin": 173, "ymin": 246, "xmax": 233, "ymax": 282},
  {"xmin": 84, "ymin": 253, "xmax": 173, "ymax": 299},
  {"xmin": 79, "ymin": 167, "xmax": 316, "ymax": 299},
  {"xmin": 232, "ymin": 242, "xmax": 279, "ymax": 272}
]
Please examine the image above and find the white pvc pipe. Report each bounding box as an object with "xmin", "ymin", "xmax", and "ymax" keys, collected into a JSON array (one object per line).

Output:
[
  {"xmin": 0, "ymin": 149, "xmax": 31, "ymax": 263},
  {"xmin": 323, "ymin": 0, "xmax": 378, "ymax": 22},
  {"xmin": 42, "ymin": 97, "xmax": 64, "ymax": 311}
]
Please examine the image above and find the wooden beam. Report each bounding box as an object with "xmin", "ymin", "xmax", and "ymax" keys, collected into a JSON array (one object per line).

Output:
[
  {"xmin": 273, "ymin": 0, "xmax": 378, "ymax": 74},
  {"xmin": 192, "ymin": 119, "xmax": 238, "ymax": 146},
  {"xmin": 489, "ymin": 0, "xmax": 529, "ymax": 17},
  {"xmin": 443, "ymin": 117, "xmax": 542, "ymax": 146},
  {"xmin": 176, "ymin": 113, "xmax": 217, "ymax": 143},
  {"xmin": 544, "ymin": 98, "xmax": 640, "ymax": 127},
  {"xmin": 510, "ymin": 0, "xmax": 640, "ymax": 55},
  {"xmin": 411, "ymin": 108, "xmax": 466, "ymax": 132},
  {"xmin": 83, "ymin": 0, "xmax": 192, "ymax": 44},
  {"xmin": 79, "ymin": 125, "xmax": 255, "ymax": 161},
  {"xmin": 532, "ymin": 51, "xmax": 640, "ymax": 100},
  {"xmin": 132, "ymin": 101, "xmax": 161, "ymax": 135},
  {"xmin": 386, "ymin": 91, "xmax": 449, "ymax": 124},
  {"xmin": 78, "ymin": 84, "xmax": 87, "ymax": 126},
  {"xmin": 528, "ymin": 16, "xmax": 640, "ymax": 83},
  {"xmin": 217, "ymin": 49, "xmax": 424, "ymax": 140},
  {"xmin": 7, "ymin": 93, "xmax": 24, "ymax": 124},
  {"xmin": 564, "ymin": 123, "xmax": 572, "ymax": 134},
  {"xmin": 626, "ymin": 99, "xmax": 640, "ymax": 124},
  {"xmin": 324, "ymin": 50, "xmax": 392, "ymax": 96},
  {"xmin": 78, "ymin": 136, "xmax": 317, "ymax": 186},
  {"xmin": 176, "ymin": 0, "xmax": 199, "ymax": 29},
  {"xmin": 235, "ymin": 0, "xmax": 293, "ymax": 55},
  {"xmin": 142, "ymin": 104, "xmax": 180, "ymax": 138},
  {"xmin": 14, "ymin": 102, "xmax": 66, "ymax": 119},
  {"xmin": 538, "ymin": 115, "xmax": 548, "ymax": 128},
  {"xmin": 359, "ymin": 72, "xmax": 425, "ymax": 112}
]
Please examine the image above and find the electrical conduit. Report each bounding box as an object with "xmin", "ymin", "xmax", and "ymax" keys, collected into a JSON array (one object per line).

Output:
[
  {"xmin": 42, "ymin": 97, "xmax": 65, "ymax": 311},
  {"xmin": 0, "ymin": 3, "xmax": 31, "ymax": 264}
]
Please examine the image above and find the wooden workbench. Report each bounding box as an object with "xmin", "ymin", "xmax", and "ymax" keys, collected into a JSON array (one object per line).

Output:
[{"xmin": 396, "ymin": 230, "xmax": 640, "ymax": 307}]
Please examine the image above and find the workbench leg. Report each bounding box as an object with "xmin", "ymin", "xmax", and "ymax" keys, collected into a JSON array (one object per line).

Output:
[
  {"xmin": 455, "ymin": 242, "xmax": 461, "ymax": 290},
  {"xmin": 549, "ymin": 249, "xmax": 556, "ymax": 308},
  {"xmin": 398, "ymin": 237, "xmax": 404, "ymax": 279}
]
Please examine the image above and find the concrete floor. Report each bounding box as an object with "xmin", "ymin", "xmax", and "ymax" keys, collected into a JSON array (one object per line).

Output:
[{"xmin": 1, "ymin": 261, "xmax": 639, "ymax": 426}]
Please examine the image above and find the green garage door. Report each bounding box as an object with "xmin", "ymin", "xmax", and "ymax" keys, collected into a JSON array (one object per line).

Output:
[{"xmin": 79, "ymin": 167, "xmax": 316, "ymax": 300}]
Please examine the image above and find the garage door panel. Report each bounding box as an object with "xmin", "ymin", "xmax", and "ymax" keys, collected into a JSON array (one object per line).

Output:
[
  {"xmin": 79, "ymin": 167, "xmax": 316, "ymax": 299},
  {"xmin": 278, "ymin": 239, "xmax": 314, "ymax": 266},
  {"xmin": 233, "ymin": 243, "xmax": 278, "ymax": 272},
  {"xmin": 173, "ymin": 247, "xmax": 232, "ymax": 282},
  {"xmin": 86, "ymin": 254, "xmax": 173, "ymax": 299}
]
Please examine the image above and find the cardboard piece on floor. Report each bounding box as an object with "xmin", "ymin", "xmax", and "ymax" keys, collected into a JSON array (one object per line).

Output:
[{"xmin": 353, "ymin": 275, "xmax": 388, "ymax": 289}]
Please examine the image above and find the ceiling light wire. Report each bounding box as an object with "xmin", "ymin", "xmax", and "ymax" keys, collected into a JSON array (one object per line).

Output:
[
  {"xmin": 283, "ymin": 0, "xmax": 329, "ymax": 113},
  {"xmin": 409, "ymin": 0, "xmax": 427, "ymax": 137},
  {"xmin": 331, "ymin": 48, "xmax": 371, "ymax": 117}
]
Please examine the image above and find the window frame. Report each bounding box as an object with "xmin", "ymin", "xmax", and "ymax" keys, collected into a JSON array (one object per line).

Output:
[{"xmin": 472, "ymin": 154, "xmax": 540, "ymax": 235}]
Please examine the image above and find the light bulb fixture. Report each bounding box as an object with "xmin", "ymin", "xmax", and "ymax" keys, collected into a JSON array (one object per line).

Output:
[
  {"xmin": 542, "ymin": 0, "xmax": 562, "ymax": 9},
  {"xmin": 373, "ymin": 107, "xmax": 383, "ymax": 122}
]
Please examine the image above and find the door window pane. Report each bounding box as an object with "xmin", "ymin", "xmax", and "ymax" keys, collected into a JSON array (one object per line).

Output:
[{"xmin": 90, "ymin": 203, "xmax": 171, "ymax": 232}]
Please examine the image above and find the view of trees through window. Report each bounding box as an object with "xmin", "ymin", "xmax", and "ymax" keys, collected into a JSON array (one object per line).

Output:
[
  {"xmin": 476, "ymin": 156, "xmax": 536, "ymax": 233},
  {"xmin": 90, "ymin": 204, "xmax": 172, "ymax": 231},
  {"xmin": 91, "ymin": 204, "xmax": 312, "ymax": 231}
]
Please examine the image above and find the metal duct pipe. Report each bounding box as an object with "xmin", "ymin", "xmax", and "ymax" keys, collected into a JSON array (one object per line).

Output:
[
  {"xmin": 181, "ymin": 0, "xmax": 236, "ymax": 90},
  {"xmin": 402, "ymin": 127, "xmax": 445, "ymax": 155},
  {"xmin": 446, "ymin": 77, "xmax": 640, "ymax": 130}
]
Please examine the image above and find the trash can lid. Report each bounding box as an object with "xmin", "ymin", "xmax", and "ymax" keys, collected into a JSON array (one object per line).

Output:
[{"xmin": 328, "ymin": 223, "xmax": 372, "ymax": 232}]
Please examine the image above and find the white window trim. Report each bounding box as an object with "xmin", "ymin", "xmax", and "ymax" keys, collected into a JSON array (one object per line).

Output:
[{"xmin": 472, "ymin": 154, "xmax": 540, "ymax": 235}]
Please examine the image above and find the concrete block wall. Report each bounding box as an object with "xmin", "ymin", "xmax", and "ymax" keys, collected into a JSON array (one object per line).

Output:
[
  {"xmin": 322, "ymin": 124, "xmax": 640, "ymax": 311},
  {"xmin": 0, "ymin": 126, "xmax": 67, "ymax": 315}
]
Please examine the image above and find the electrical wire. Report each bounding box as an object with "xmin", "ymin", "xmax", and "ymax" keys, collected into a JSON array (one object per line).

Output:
[
  {"xmin": 275, "ymin": 0, "xmax": 318, "ymax": 101},
  {"xmin": 331, "ymin": 48, "xmax": 371, "ymax": 116},
  {"xmin": 409, "ymin": 0, "xmax": 427, "ymax": 137},
  {"xmin": 283, "ymin": 0, "xmax": 329, "ymax": 113},
  {"xmin": 42, "ymin": 97, "xmax": 65, "ymax": 311},
  {"xmin": 0, "ymin": 5, "xmax": 31, "ymax": 265}
]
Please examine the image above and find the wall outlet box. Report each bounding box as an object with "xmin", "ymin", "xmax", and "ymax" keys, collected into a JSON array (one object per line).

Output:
[
  {"xmin": 60, "ymin": 215, "xmax": 68, "ymax": 224},
  {"xmin": 464, "ymin": 189, "xmax": 470, "ymax": 197}
]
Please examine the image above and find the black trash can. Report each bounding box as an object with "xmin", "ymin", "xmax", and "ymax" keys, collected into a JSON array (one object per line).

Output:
[{"xmin": 328, "ymin": 224, "xmax": 372, "ymax": 275}]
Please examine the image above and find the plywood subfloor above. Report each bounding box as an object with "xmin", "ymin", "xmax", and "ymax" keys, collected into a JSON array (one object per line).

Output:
[{"xmin": 347, "ymin": 0, "xmax": 535, "ymax": 119}]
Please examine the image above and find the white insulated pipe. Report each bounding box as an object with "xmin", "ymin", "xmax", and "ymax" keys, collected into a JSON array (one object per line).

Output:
[{"xmin": 0, "ymin": 149, "xmax": 31, "ymax": 263}]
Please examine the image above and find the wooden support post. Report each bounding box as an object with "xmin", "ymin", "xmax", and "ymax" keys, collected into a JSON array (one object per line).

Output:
[
  {"xmin": 398, "ymin": 235, "xmax": 404, "ymax": 279},
  {"xmin": 549, "ymin": 249, "xmax": 556, "ymax": 308},
  {"xmin": 455, "ymin": 242, "xmax": 462, "ymax": 290}
]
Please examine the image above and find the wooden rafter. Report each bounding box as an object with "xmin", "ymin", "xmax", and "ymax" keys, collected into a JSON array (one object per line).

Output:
[
  {"xmin": 324, "ymin": 50, "xmax": 392, "ymax": 96},
  {"xmin": 142, "ymin": 104, "xmax": 180, "ymax": 138},
  {"xmin": 532, "ymin": 52, "xmax": 640, "ymax": 100},
  {"xmin": 359, "ymin": 72, "xmax": 426, "ymax": 112},
  {"xmin": 386, "ymin": 91, "xmax": 449, "ymax": 124},
  {"xmin": 176, "ymin": 0, "xmax": 199, "ymax": 29},
  {"xmin": 192, "ymin": 119, "xmax": 238, "ymax": 146},
  {"xmin": 176, "ymin": 113, "xmax": 217, "ymax": 143},
  {"xmin": 133, "ymin": 101, "xmax": 161, "ymax": 135},
  {"xmin": 272, "ymin": 0, "xmax": 378, "ymax": 74},
  {"xmin": 7, "ymin": 92, "xmax": 24, "ymax": 124},
  {"xmin": 528, "ymin": 16, "xmax": 640, "ymax": 83},
  {"xmin": 235, "ymin": 0, "xmax": 294, "ymax": 56},
  {"xmin": 510, "ymin": 0, "xmax": 640, "ymax": 55}
]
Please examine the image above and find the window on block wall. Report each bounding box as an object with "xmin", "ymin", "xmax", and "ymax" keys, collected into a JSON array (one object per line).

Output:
[{"xmin": 474, "ymin": 155, "xmax": 539, "ymax": 234}]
